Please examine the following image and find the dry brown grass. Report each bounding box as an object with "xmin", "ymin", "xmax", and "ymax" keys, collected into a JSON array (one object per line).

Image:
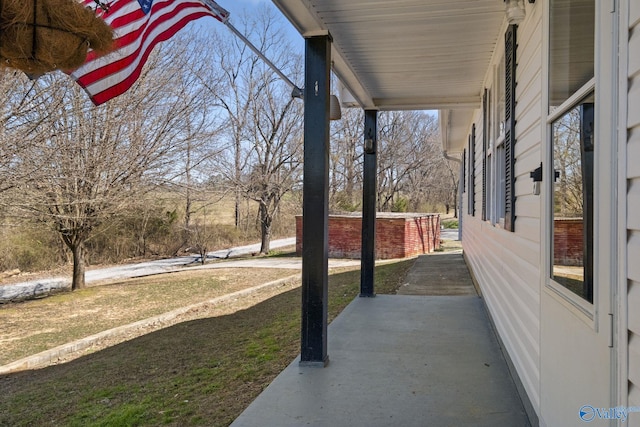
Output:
[
  {"xmin": 0, "ymin": 259, "xmax": 414, "ymax": 427},
  {"xmin": 0, "ymin": 268, "xmax": 296, "ymax": 365}
]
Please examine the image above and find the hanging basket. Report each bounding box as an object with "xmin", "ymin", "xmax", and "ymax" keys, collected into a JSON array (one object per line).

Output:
[{"xmin": 0, "ymin": 0, "xmax": 114, "ymax": 74}]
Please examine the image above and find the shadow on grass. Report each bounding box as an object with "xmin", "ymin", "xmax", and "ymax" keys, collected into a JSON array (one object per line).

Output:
[{"xmin": 0, "ymin": 259, "xmax": 414, "ymax": 427}]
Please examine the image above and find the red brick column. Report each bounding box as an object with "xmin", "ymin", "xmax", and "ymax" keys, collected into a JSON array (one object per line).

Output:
[{"xmin": 553, "ymin": 218, "xmax": 584, "ymax": 266}]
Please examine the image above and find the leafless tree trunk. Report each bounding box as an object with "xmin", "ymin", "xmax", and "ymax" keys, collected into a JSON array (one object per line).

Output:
[
  {"xmin": 246, "ymin": 93, "xmax": 303, "ymax": 254},
  {"xmin": 191, "ymin": 13, "xmax": 270, "ymax": 231},
  {"xmin": 376, "ymin": 111, "xmax": 437, "ymax": 211},
  {"xmin": 2, "ymin": 34, "xmax": 219, "ymax": 290},
  {"xmin": 193, "ymin": 7, "xmax": 304, "ymax": 251},
  {"xmin": 329, "ymin": 108, "xmax": 364, "ymax": 211}
]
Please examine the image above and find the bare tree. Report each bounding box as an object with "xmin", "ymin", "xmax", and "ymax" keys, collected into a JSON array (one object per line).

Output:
[
  {"xmin": 326, "ymin": 109, "xmax": 455, "ymax": 215},
  {"xmin": 376, "ymin": 111, "xmax": 440, "ymax": 211},
  {"xmin": 553, "ymin": 107, "xmax": 583, "ymax": 216},
  {"xmin": 3, "ymin": 36, "xmax": 219, "ymax": 290},
  {"xmin": 439, "ymin": 158, "xmax": 460, "ymax": 217},
  {"xmin": 194, "ymin": 8, "xmax": 304, "ymax": 252},
  {"xmin": 192, "ymin": 12, "xmax": 273, "ymax": 230},
  {"xmin": 329, "ymin": 107, "xmax": 364, "ymax": 211},
  {"xmin": 400, "ymin": 114, "xmax": 459, "ymax": 214},
  {"xmin": 245, "ymin": 87, "xmax": 303, "ymax": 253},
  {"xmin": 0, "ymin": 70, "xmax": 65, "ymax": 195}
]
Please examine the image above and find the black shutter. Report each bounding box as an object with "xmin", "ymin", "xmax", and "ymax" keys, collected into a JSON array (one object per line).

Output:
[
  {"xmin": 468, "ymin": 125, "xmax": 476, "ymax": 216},
  {"xmin": 482, "ymin": 89, "xmax": 488, "ymax": 221},
  {"xmin": 467, "ymin": 137, "xmax": 472, "ymax": 214},
  {"xmin": 462, "ymin": 148, "xmax": 467, "ymax": 193},
  {"xmin": 504, "ymin": 25, "xmax": 517, "ymax": 232}
]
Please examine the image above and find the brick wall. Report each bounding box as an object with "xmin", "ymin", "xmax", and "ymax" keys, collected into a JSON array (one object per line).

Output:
[
  {"xmin": 296, "ymin": 213, "xmax": 441, "ymax": 259},
  {"xmin": 553, "ymin": 218, "xmax": 583, "ymax": 266}
]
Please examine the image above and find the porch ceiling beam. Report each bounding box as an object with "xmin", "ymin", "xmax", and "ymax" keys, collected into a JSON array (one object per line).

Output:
[
  {"xmin": 373, "ymin": 97, "xmax": 481, "ymax": 111},
  {"xmin": 440, "ymin": 109, "xmax": 477, "ymax": 154}
]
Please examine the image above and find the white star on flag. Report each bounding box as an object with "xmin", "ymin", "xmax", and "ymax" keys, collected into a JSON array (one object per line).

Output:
[{"xmin": 137, "ymin": 0, "xmax": 153, "ymax": 14}]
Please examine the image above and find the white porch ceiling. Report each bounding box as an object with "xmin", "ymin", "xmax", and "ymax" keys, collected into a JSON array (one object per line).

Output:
[{"xmin": 271, "ymin": 0, "xmax": 506, "ymax": 114}]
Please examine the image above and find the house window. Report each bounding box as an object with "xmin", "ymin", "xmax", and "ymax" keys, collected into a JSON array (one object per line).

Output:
[
  {"xmin": 485, "ymin": 89, "xmax": 494, "ymax": 222},
  {"xmin": 495, "ymin": 53, "xmax": 508, "ymax": 226},
  {"xmin": 549, "ymin": 0, "xmax": 595, "ymax": 112},
  {"xmin": 549, "ymin": 0, "xmax": 595, "ymax": 303},
  {"xmin": 485, "ymin": 34, "xmax": 510, "ymax": 228},
  {"xmin": 497, "ymin": 55, "xmax": 506, "ymax": 141}
]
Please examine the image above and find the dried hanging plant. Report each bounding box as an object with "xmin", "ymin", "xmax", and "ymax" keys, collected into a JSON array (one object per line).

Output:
[{"xmin": 0, "ymin": 0, "xmax": 114, "ymax": 74}]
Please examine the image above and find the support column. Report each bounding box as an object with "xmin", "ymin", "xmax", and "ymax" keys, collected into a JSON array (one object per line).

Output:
[
  {"xmin": 360, "ymin": 109, "xmax": 377, "ymax": 297},
  {"xmin": 300, "ymin": 34, "xmax": 331, "ymax": 367}
]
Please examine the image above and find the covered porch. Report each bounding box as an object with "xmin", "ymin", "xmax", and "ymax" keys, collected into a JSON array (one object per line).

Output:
[
  {"xmin": 231, "ymin": 252, "xmax": 531, "ymax": 426},
  {"xmin": 233, "ymin": 0, "xmax": 534, "ymax": 425}
]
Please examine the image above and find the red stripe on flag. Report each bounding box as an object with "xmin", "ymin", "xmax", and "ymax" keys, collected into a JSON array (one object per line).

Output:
[
  {"xmin": 90, "ymin": 12, "xmax": 213, "ymax": 104},
  {"xmin": 78, "ymin": 3, "xmax": 196, "ymax": 83},
  {"xmin": 70, "ymin": 0, "xmax": 229, "ymax": 105}
]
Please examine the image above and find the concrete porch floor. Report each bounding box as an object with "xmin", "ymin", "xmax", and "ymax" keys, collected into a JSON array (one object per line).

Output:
[{"xmin": 231, "ymin": 251, "xmax": 531, "ymax": 427}]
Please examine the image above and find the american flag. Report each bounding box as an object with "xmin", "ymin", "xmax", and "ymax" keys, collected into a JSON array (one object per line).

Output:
[{"xmin": 70, "ymin": 0, "xmax": 229, "ymax": 105}]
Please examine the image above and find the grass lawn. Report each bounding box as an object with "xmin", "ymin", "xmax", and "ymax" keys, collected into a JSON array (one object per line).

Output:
[
  {"xmin": 0, "ymin": 268, "xmax": 297, "ymax": 365},
  {"xmin": 0, "ymin": 259, "xmax": 414, "ymax": 427}
]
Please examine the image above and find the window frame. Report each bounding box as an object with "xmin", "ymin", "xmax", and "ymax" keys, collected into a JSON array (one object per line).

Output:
[
  {"xmin": 547, "ymin": 80, "xmax": 595, "ymax": 315},
  {"xmin": 483, "ymin": 29, "xmax": 511, "ymax": 229},
  {"xmin": 545, "ymin": 0, "xmax": 596, "ymax": 315}
]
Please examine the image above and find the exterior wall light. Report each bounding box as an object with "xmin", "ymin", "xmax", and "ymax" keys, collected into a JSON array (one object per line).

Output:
[
  {"xmin": 329, "ymin": 94, "xmax": 342, "ymax": 121},
  {"xmin": 504, "ymin": 0, "xmax": 526, "ymax": 25}
]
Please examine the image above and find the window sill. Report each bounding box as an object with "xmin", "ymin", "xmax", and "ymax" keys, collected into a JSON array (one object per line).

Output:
[{"xmin": 545, "ymin": 278, "xmax": 595, "ymax": 328}]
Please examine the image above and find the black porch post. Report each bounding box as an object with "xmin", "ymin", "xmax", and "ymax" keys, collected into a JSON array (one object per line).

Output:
[
  {"xmin": 360, "ymin": 109, "xmax": 377, "ymax": 297},
  {"xmin": 300, "ymin": 34, "xmax": 331, "ymax": 367}
]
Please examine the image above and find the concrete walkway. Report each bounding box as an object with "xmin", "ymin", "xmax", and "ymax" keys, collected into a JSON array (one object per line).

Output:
[
  {"xmin": 397, "ymin": 250, "xmax": 476, "ymax": 296},
  {"xmin": 231, "ymin": 249, "xmax": 531, "ymax": 427},
  {"xmin": 0, "ymin": 238, "xmax": 297, "ymax": 303}
]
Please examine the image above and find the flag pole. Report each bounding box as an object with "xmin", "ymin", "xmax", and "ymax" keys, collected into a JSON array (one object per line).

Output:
[{"xmin": 223, "ymin": 20, "xmax": 304, "ymax": 99}]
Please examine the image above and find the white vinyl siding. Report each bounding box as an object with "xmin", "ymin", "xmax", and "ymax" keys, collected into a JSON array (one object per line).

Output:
[
  {"xmin": 463, "ymin": 4, "xmax": 543, "ymax": 415},
  {"xmin": 627, "ymin": 1, "xmax": 640, "ymax": 422}
]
